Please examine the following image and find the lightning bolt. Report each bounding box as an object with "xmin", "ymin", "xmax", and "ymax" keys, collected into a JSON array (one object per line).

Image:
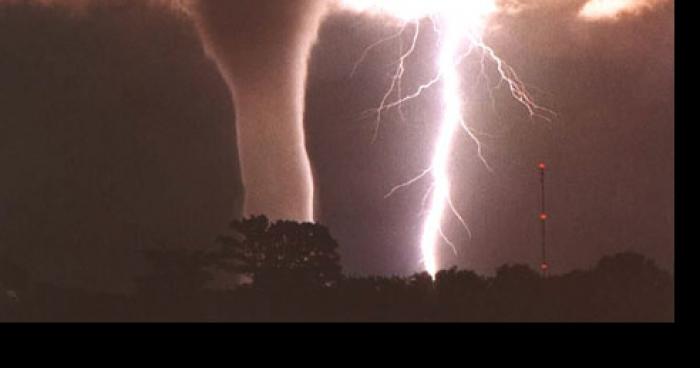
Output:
[{"xmin": 348, "ymin": 0, "xmax": 555, "ymax": 277}]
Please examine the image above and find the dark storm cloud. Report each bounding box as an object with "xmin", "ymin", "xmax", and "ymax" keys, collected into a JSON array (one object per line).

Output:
[{"xmin": 0, "ymin": 1, "xmax": 240, "ymax": 291}]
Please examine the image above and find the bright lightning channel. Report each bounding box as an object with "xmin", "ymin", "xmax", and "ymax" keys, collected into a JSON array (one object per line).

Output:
[
  {"xmin": 418, "ymin": 14, "xmax": 466, "ymax": 277},
  {"xmin": 345, "ymin": 0, "xmax": 554, "ymax": 278}
]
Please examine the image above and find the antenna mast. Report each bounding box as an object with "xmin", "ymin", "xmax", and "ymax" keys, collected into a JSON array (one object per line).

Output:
[{"xmin": 538, "ymin": 162, "xmax": 548, "ymax": 276}]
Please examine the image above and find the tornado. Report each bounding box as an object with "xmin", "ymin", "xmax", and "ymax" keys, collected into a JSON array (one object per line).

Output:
[
  {"xmin": 188, "ymin": 0, "xmax": 329, "ymax": 222},
  {"xmin": 4, "ymin": 0, "xmax": 331, "ymax": 222}
]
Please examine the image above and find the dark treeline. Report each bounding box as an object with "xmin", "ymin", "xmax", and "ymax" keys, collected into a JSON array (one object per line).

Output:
[{"xmin": 0, "ymin": 216, "xmax": 673, "ymax": 322}]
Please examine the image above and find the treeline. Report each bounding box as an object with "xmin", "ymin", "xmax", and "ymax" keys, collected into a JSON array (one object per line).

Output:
[{"xmin": 0, "ymin": 216, "xmax": 673, "ymax": 322}]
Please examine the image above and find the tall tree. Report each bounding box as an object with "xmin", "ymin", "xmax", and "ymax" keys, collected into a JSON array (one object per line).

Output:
[{"xmin": 216, "ymin": 216, "xmax": 342, "ymax": 289}]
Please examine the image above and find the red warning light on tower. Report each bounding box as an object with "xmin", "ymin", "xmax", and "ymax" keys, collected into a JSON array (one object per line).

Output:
[{"xmin": 539, "ymin": 162, "xmax": 548, "ymax": 275}]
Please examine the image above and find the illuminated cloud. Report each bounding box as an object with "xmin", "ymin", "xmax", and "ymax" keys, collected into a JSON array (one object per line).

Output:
[{"xmin": 578, "ymin": 0, "xmax": 669, "ymax": 21}]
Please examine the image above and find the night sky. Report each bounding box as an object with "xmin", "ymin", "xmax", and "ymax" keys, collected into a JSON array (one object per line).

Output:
[{"xmin": 0, "ymin": 1, "xmax": 674, "ymax": 292}]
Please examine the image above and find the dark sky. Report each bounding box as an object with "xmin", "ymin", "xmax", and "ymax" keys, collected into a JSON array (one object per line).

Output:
[{"xmin": 0, "ymin": 1, "xmax": 673, "ymax": 291}]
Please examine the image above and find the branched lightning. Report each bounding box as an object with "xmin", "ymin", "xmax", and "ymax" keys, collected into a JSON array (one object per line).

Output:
[
  {"xmin": 371, "ymin": 20, "xmax": 421, "ymax": 142},
  {"xmin": 350, "ymin": 25, "xmax": 408, "ymax": 78},
  {"xmin": 345, "ymin": 0, "xmax": 555, "ymax": 277}
]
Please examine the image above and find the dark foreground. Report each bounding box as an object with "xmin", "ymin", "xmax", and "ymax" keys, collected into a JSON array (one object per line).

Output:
[
  {"xmin": 1, "ymin": 217, "xmax": 673, "ymax": 322},
  {"xmin": 1, "ymin": 254, "xmax": 673, "ymax": 322}
]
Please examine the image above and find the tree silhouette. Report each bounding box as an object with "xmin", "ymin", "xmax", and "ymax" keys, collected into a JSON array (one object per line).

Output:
[
  {"xmin": 0, "ymin": 244, "xmax": 674, "ymax": 322},
  {"xmin": 434, "ymin": 267, "xmax": 488, "ymax": 321},
  {"xmin": 435, "ymin": 267, "xmax": 485, "ymax": 298},
  {"xmin": 588, "ymin": 252, "xmax": 674, "ymax": 321},
  {"xmin": 135, "ymin": 249, "xmax": 217, "ymax": 296},
  {"xmin": 489, "ymin": 263, "xmax": 544, "ymax": 321},
  {"xmin": 131, "ymin": 248, "xmax": 221, "ymax": 321},
  {"xmin": 216, "ymin": 216, "xmax": 342, "ymax": 290}
]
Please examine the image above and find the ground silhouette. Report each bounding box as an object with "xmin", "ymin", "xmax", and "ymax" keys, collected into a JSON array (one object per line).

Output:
[{"xmin": 0, "ymin": 216, "xmax": 674, "ymax": 322}]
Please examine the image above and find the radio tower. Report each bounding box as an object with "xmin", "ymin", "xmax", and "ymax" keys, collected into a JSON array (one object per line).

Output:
[{"xmin": 538, "ymin": 162, "xmax": 548, "ymax": 276}]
